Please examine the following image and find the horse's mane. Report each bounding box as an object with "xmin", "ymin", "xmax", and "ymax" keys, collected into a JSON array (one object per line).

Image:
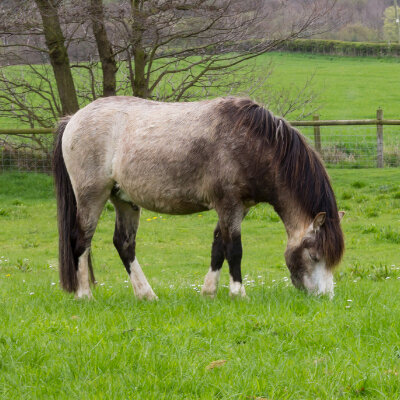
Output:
[{"xmin": 219, "ymin": 97, "xmax": 344, "ymax": 267}]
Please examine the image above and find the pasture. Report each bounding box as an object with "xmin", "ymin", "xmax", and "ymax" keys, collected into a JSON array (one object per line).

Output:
[
  {"xmin": 261, "ymin": 52, "xmax": 400, "ymax": 119},
  {"xmin": 1, "ymin": 170, "xmax": 400, "ymax": 399}
]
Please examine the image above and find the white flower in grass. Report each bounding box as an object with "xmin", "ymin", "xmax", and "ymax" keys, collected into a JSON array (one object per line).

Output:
[
  {"xmin": 29, "ymin": 292, "xmax": 34, "ymax": 295},
  {"xmin": 51, "ymin": 282, "xmax": 56, "ymax": 286}
]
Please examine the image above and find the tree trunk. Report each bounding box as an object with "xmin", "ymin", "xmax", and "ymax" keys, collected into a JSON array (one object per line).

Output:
[
  {"xmin": 90, "ymin": 0, "xmax": 117, "ymax": 97},
  {"xmin": 130, "ymin": 0, "xmax": 148, "ymax": 98},
  {"xmin": 34, "ymin": 0, "xmax": 79, "ymax": 115}
]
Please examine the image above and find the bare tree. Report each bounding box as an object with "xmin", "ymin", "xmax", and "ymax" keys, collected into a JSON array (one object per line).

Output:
[
  {"xmin": 109, "ymin": 0, "xmax": 339, "ymax": 101},
  {"xmin": 34, "ymin": 0, "xmax": 79, "ymax": 114},
  {"xmin": 89, "ymin": 0, "xmax": 117, "ymax": 96}
]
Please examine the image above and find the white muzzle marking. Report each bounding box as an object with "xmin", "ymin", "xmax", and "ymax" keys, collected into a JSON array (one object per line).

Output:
[{"xmin": 303, "ymin": 262, "xmax": 334, "ymax": 298}]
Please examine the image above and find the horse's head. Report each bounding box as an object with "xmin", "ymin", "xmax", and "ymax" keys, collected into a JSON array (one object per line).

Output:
[{"xmin": 284, "ymin": 211, "xmax": 344, "ymax": 298}]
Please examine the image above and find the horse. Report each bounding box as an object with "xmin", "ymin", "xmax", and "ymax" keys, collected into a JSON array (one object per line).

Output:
[{"xmin": 53, "ymin": 96, "xmax": 344, "ymax": 300}]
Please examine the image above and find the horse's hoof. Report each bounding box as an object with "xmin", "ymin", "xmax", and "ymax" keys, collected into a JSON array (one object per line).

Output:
[
  {"xmin": 138, "ymin": 291, "xmax": 158, "ymax": 301},
  {"xmin": 229, "ymin": 282, "xmax": 246, "ymax": 298},
  {"xmin": 75, "ymin": 290, "xmax": 93, "ymax": 300},
  {"xmin": 202, "ymin": 268, "xmax": 220, "ymax": 298},
  {"xmin": 201, "ymin": 288, "xmax": 216, "ymax": 298}
]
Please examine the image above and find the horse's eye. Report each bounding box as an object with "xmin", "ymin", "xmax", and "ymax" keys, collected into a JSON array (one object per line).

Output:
[{"xmin": 308, "ymin": 250, "xmax": 319, "ymax": 262}]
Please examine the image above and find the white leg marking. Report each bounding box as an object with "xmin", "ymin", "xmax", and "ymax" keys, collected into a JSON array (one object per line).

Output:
[
  {"xmin": 129, "ymin": 257, "xmax": 158, "ymax": 300},
  {"xmin": 75, "ymin": 248, "xmax": 93, "ymax": 299},
  {"xmin": 304, "ymin": 262, "xmax": 334, "ymax": 299},
  {"xmin": 201, "ymin": 267, "xmax": 221, "ymax": 297},
  {"xmin": 229, "ymin": 276, "xmax": 246, "ymax": 298}
]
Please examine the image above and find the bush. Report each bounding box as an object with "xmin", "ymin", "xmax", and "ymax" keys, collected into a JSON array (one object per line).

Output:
[{"xmin": 281, "ymin": 39, "xmax": 400, "ymax": 57}]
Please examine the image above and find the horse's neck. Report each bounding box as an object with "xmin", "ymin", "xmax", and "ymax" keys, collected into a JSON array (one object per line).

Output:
[{"xmin": 271, "ymin": 193, "xmax": 310, "ymax": 244}]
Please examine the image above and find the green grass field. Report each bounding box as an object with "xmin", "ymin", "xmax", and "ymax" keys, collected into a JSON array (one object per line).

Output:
[
  {"xmin": 259, "ymin": 52, "xmax": 400, "ymax": 120},
  {"xmin": 1, "ymin": 170, "xmax": 400, "ymax": 399}
]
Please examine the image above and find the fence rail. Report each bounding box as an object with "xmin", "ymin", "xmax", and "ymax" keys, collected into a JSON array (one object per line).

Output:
[{"xmin": 1, "ymin": 109, "xmax": 400, "ymax": 172}]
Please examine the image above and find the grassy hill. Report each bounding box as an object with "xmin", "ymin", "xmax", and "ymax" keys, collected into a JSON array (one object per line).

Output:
[{"xmin": 257, "ymin": 52, "xmax": 400, "ymax": 120}]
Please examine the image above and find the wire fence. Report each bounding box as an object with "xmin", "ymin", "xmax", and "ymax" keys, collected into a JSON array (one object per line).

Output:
[
  {"xmin": 0, "ymin": 129, "xmax": 53, "ymax": 174},
  {"xmin": 299, "ymin": 125, "xmax": 400, "ymax": 168},
  {"xmin": 1, "ymin": 110, "xmax": 400, "ymax": 173}
]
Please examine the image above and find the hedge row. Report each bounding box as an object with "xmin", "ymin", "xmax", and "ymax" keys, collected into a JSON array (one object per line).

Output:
[{"xmin": 281, "ymin": 39, "xmax": 400, "ymax": 57}]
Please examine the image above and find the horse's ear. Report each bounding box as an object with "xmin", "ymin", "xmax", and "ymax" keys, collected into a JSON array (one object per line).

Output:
[
  {"xmin": 338, "ymin": 211, "xmax": 345, "ymax": 222},
  {"xmin": 313, "ymin": 212, "xmax": 326, "ymax": 230}
]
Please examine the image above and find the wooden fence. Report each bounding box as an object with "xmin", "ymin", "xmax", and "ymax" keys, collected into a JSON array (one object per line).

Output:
[
  {"xmin": 290, "ymin": 109, "xmax": 400, "ymax": 168},
  {"xmin": 1, "ymin": 109, "xmax": 400, "ymax": 172}
]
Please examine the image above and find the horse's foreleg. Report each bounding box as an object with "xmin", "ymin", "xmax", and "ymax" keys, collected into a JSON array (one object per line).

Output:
[
  {"xmin": 226, "ymin": 233, "xmax": 246, "ymax": 297},
  {"xmin": 201, "ymin": 223, "xmax": 224, "ymax": 297},
  {"xmin": 203, "ymin": 204, "xmax": 247, "ymax": 298},
  {"xmin": 218, "ymin": 205, "xmax": 247, "ymax": 298},
  {"xmin": 111, "ymin": 196, "xmax": 157, "ymax": 301}
]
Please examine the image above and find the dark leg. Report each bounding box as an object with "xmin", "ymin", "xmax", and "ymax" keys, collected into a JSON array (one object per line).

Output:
[
  {"xmin": 218, "ymin": 204, "xmax": 247, "ymax": 297},
  {"xmin": 110, "ymin": 194, "xmax": 157, "ymax": 300},
  {"xmin": 202, "ymin": 204, "xmax": 247, "ymax": 298},
  {"xmin": 201, "ymin": 223, "xmax": 225, "ymax": 297},
  {"xmin": 225, "ymin": 233, "xmax": 245, "ymax": 297}
]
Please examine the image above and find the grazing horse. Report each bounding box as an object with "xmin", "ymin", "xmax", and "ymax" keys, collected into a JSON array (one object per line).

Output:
[{"xmin": 53, "ymin": 96, "xmax": 344, "ymax": 300}]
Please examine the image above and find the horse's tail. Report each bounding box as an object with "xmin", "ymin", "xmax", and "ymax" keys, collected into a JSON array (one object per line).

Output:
[{"xmin": 53, "ymin": 117, "xmax": 95, "ymax": 292}]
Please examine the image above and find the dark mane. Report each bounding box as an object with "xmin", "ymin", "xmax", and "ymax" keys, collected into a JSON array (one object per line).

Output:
[{"xmin": 219, "ymin": 97, "xmax": 344, "ymax": 267}]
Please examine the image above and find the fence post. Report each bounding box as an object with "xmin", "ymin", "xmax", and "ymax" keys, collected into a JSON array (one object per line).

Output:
[
  {"xmin": 313, "ymin": 115, "xmax": 322, "ymax": 154},
  {"xmin": 376, "ymin": 108, "xmax": 384, "ymax": 168}
]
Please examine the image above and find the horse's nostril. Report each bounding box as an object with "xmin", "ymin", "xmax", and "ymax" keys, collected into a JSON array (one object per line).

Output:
[{"xmin": 290, "ymin": 275, "xmax": 303, "ymax": 289}]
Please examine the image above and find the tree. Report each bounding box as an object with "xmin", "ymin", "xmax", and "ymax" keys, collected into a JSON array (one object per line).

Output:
[
  {"xmin": 112, "ymin": 0, "xmax": 339, "ymax": 101},
  {"xmin": 89, "ymin": 0, "xmax": 117, "ymax": 96},
  {"xmin": 383, "ymin": 5, "xmax": 400, "ymax": 43},
  {"xmin": 34, "ymin": 0, "xmax": 79, "ymax": 114}
]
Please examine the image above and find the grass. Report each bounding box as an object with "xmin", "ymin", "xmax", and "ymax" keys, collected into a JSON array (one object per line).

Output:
[
  {"xmin": 259, "ymin": 52, "xmax": 400, "ymax": 120},
  {"xmin": 1, "ymin": 170, "xmax": 400, "ymax": 399}
]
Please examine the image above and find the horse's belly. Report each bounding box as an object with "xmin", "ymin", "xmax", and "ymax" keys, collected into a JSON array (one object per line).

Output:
[{"xmin": 116, "ymin": 183, "xmax": 211, "ymax": 215}]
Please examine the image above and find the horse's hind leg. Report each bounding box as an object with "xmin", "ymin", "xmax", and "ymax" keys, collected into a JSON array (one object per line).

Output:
[
  {"xmin": 110, "ymin": 194, "xmax": 157, "ymax": 300},
  {"xmin": 75, "ymin": 190, "xmax": 110, "ymax": 299}
]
